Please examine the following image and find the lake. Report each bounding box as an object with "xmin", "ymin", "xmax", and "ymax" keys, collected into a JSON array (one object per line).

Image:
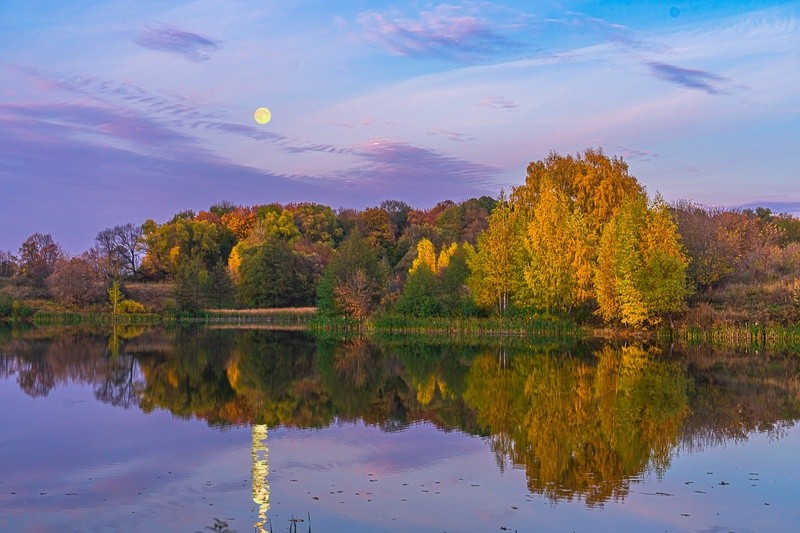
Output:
[{"xmin": 1, "ymin": 326, "xmax": 799, "ymax": 532}]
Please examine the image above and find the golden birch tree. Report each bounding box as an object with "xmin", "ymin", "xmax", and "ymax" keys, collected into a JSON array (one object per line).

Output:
[
  {"xmin": 410, "ymin": 238, "xmax": 437, "ymax": 274},
  {"xmin": 467, "ymin": 194, "xmax": 522, "ymax": 312},
  {"xmin": 595, "ymin": 194, "xmax": 689, "ymax": 326},
  {"xmin": 521, "ymin": 186, "xmax": 593, "ymax": 312}
]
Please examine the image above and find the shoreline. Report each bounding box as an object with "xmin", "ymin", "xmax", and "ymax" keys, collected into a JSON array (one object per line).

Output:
[{"xmin": 4, "ymin": 309, "xmax": 798, "ymax": 350}]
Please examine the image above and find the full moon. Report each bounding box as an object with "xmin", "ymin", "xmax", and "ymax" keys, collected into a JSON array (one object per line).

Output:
[{"xmin": 254, "ymin": 107, "xmax": 271, "ymax": 125}]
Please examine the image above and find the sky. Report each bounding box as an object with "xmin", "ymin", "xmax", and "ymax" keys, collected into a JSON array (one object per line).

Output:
[{"xmin": 1, "ymin": 0, "xmax": 798, "ymax": 252}]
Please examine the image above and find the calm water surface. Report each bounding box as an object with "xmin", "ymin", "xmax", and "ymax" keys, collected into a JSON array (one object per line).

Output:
[{"xmin": 0, "ymin": 326, "xmax": 798, "ymax": 532}]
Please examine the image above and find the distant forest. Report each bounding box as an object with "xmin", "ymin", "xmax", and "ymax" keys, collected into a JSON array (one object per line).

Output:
[{"xmin": 2, "ymin": 149, "xmax": 800, "ymax": 327}]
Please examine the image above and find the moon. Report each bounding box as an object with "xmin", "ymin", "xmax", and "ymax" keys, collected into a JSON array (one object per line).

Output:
[{"xmin": 254, "ymin": 107, "xmax": 271, "ymax": 125}]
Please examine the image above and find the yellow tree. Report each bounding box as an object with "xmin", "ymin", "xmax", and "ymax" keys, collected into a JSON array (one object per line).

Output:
[
  {"xmin": 595, "ymin": 194, "xmax": 689, "ymax": 326},
  {"xmin": 521, "ymin": 186, "xmax": 593, "ymax": 312},
  {"xmin": 467, "ymin": 194, "xmax": 523, "ymax": 312},
  {"xmin": 638, "ymin": 196, "xmax": 691, "ymax": 325},
  {"xmin": 436, "ymin": 242, "xmax": 458, "ymax": 273},
  {"xmin": 513, "ymin": 149, "xmax": 643, "ymax": 239},
  {"xmin": 410, "ymin": 238, "xmax": 437, "ymax": 274},
  {"xmin": 509, "ymin": 150, "xmax": 645, "ymax": 314}
]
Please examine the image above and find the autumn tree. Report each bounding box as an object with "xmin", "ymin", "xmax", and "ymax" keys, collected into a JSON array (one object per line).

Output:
[
  {"xmin": 521, "ymin": 186, "xmax": 593, "ymax": 312},
  {"xmin": 467, "ymin": 195, "xmax": 522, "ymax": 313},
  {"xmin": 288, "ymin": 203, "xmax": 342, "ymax": 244},
  {"xmin": 513, "ymin": 149, "xmax": 643, "ymax": 238},
  {"xmin": 409, "ymin": 238, "xmax": 437, "ymax": 274},
  {"xmin": 108, "ymin": 280, "xmax": 123, "ymax": 314},
  {"xmin": 46, "ymin": 255, "xmax": 106, "ymax": 306},
  {"xmin": 671, "ymin": 201, "xmax": 734, "ymax": 292},
  {"xmin": 595, "ymin": 195, "xmax": 689, "ymax": 326},
  {"xmin": 673, "ymin": 202, "xmax": 794, "ymax": 293},
  {"xmin": 18, "ymin": 233, "xmax": 63, "ymax": 287},
  {"xmin": 464, "ymin": 344, "xmax": 688, "ymax": 505},
  {"xmin": 497, "ymin": 149, "xmax": 646, "ymax": 314},
  {"xmin": 220, "ymin": 206, "xmax": 258, "ymax": 240},
  {"xmin": 141, "ymin": 216, "xmax": 235, "ymax": 279}
]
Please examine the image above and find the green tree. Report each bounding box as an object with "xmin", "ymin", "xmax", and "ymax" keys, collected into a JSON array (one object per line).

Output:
[
  {"xmin": 395, "ymin": 263, "xmax": 442, "ymax": 317},
  {"xmin": 108, "ymin": 280, "xmax": 124, "ymax": 315},
  {"xmin": 174, "ymin": 257, "xmax": 207, "ymax": 312},
  {"xmin": 203, "ymin": 260, "xmax": 235, "ymax": 309},
  {"xmin": 396, "ymin": 241, "xmax": 477, "ymax": 317},
  {"xmin": 439, "ymin": 242, "xmax": 477, "ymax": 316},
  {"xmin": 358, "ymin": 207, "xmax": 395, "ymax": 258},
  {"xmin": 141, "ymin": 217, "xmax": 234, "ymax": 279},
  {"xmin": 250, "ymin": 209, "xmax": 300, "ymax": 243},
  {"xmin": 318, "ymin": 232, "xmax": 386, "ymax": 319},
  {"xmin": 237, "ymin": 239, "xmax": 315, "ymax": 308},
  {"xmin": 288, "ymin": 203, "xmax": 342, "ymax": 244}
]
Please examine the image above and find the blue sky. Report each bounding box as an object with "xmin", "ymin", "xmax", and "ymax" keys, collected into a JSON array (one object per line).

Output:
[{"xmin": 1, "ymin": 0, "xmax": 798, "ymax": 252}]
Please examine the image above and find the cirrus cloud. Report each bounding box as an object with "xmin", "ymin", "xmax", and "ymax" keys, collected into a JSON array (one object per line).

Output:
[
  {"xmin": 130, "ymin": 25, "xmax": 221, "ymax": 62},
  {"xmin": 353, "ymin": 5, "xmax": 521, "ymax": 62},
  {"xmin": 645, "ymin": 61, "xmax": 732, "ymax": 95}
]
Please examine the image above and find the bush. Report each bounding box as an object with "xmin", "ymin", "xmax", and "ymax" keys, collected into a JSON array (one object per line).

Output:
[
  {"xmin": 117, "ymin": 299, "xmax": 147, "ymax": 314},
  {"xmin": 46, "ymin": 256, "xmax": 106, "ymax": 307},
  {"xmin": 0, "ymin": 294, "xmax": 12, "ymax": 318}
]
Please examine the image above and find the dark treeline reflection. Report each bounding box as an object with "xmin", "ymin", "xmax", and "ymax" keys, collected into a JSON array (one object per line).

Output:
[{"xmin": 1, "ymin": 327, "xmax": 798, "ymax": 505}]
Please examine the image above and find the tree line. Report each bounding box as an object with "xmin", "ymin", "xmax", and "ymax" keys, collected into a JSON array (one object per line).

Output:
[{"xmin": 2, "ymin": 149, "xmax": 799, "ymax": 326}]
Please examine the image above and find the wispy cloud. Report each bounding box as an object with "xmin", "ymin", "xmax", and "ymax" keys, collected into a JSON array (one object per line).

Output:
[
  {"xmin": 553, "ymin": 11, "xmax": 663, "ymax": 52},
  {"xmin": 1, "ymin": 102, "xmax": 193, "ymax": 148},
  {"xmin": 328, "ymin": 139, "xmax": 497, "ymax": 201},
  {"xmin": 353, "ymin": 5, "xmax": 520, "ymax": 62},
  {"xmin": 477, "ymin": 95, "xmax": 518, "ymax": 109},
  {"xmin": 614, "ymin": 146, "xmax": 658, "ymax": 162},
  {"xmin": 426, "ymin": 128, "xmax": 475, "ymax": 143},
  {"xmin": 130, "ymin": 25, "xmax": 220, "ymax": 62},
  {"xmin": 645, "ymin": 61, "xmax": 731, "ymax": 95}
]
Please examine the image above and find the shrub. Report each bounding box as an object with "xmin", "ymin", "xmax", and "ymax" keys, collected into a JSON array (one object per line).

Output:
[{"xmin": 117, "ymin": 299, "xmax": 147, "ymax": 314}]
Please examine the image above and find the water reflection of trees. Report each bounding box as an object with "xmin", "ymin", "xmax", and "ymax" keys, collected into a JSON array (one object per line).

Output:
[
  {"xmin": 680, "ymin": 345, "xmax": 800, "ymax": 449},
  {"xmin": 464, "ymin": 345, "xmax": 689, "ymax": 505},
  {"xmin": 2, "ymin": 327, "xmax": 799, "ymax": 506},
  {"xmin": 0, "ymin": 326, "xmax": 146, "ymax": 407}
]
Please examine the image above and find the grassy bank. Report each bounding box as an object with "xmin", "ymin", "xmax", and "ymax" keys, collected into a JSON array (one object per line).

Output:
[
  {"xmin": 667, "ymin": 323, "xmax": 800, "ymax": 352},
  {"xmin": 32, "ymin": 311, "xmax": 162, "ymax": 326},
  {"xmin": 308, "ymin": 313, "xmax": 583, "ymax": 339},
  {"xmin": 183, "ymin": 307, "xmax": 317, "ymax": 325},
  {"xmin": 11, "ymin": 306, "xmax": 800, "ymax": 352}
]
